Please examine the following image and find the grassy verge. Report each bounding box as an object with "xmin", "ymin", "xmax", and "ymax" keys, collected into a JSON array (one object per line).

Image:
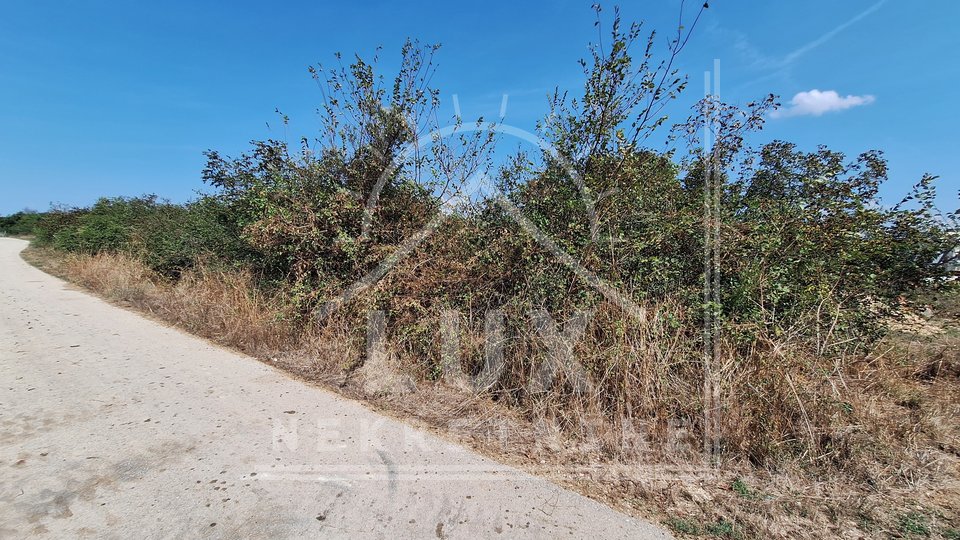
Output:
[{"xmin": 21, "ymin": 245, "xmax": 960, "ymax": 539}]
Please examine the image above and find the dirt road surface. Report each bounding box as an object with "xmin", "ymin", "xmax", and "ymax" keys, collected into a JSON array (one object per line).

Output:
[{"xmin": 0, "ymin": 238, "xmax": 670, "ymax": 539}]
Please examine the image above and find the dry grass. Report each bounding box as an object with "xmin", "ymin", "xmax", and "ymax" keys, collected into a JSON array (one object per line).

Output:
[{"xmin": 22, "ymin": 246, "xmax": 960, "ymax": 539}]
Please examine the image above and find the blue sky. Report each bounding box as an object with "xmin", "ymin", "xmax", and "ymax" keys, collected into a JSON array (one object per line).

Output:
[{"xmin": 1, "ymin": 0, "xmax": 957, "ymax": 215}]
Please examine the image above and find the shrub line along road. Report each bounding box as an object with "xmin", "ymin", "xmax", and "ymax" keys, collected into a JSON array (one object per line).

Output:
[{"xmin": 0, "ymin": 238, "xmax": 669, "ymax": 539}]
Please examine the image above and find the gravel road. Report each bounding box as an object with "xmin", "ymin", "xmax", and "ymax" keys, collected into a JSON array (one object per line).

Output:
[{"xmin": 0, "ymin": 238, "xmax": 669, "ymax": 539}]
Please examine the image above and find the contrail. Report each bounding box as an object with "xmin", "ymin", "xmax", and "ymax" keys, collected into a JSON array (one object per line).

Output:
[
  {"xmin": 735, "ymin": 0, "xmax": 886, "ymax": 91},
  {"xmin": 780, "ymin": 0, "xmax": 886, "ymax": 66}
]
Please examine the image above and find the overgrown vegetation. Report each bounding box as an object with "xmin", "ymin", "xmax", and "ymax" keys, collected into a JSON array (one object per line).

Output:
[
  {"xmin": 8, "ymin": 5, "xmax": 959, "ymax": 538},
  {"xmin": 0, "ymin": 210, "xmax": 42, "ymax": 237}
]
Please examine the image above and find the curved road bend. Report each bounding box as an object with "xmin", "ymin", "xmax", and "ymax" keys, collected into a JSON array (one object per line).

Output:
[{"xmin": 0, "ymin": 238, "xmax": 669, "ymax": 539}]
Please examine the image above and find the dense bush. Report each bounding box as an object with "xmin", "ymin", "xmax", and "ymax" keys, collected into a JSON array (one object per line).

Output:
[
  {"xmin": 26, "ymin": 13, "xmax": 957, "ymax": 350},
  {"xmin": 0, "ymin": 210, "xmax": 43, "ymax": 236},
  {"xmin": 31, "ymin": 196, "xmax": 250, "ymax": 278}
]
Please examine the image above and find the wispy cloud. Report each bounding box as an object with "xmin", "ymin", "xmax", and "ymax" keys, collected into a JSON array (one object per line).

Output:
[{"xmin": 771, "ymin": 89, "xmax": 875, "ymax": 118}]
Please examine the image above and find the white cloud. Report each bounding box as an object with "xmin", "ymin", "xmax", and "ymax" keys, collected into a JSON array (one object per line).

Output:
[{"xmin": 772, "ymin": 89, "xmax": 875, "ymax": 118}]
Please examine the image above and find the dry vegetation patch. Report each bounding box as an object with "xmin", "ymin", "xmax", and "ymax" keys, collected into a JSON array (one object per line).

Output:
[{"xmin": 22, "ymin": 246, "xmax": 960, "ymax": 539}]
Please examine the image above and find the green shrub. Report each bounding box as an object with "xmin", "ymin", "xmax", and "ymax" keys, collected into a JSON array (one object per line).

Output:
[
  {"xmin": 41, "ymin": 196, "xmax": 159, "ymax": 254},
  {"xmin": 0, "ymin": 210, "xmax": 43, "ymax": 236},
  {"xmin": 897, "ymin": 512, "xmax": 931, "ymax": 537},
  {"xmin": 132, "ymin": 197, "xmax": 252, "ymax": 278}
]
